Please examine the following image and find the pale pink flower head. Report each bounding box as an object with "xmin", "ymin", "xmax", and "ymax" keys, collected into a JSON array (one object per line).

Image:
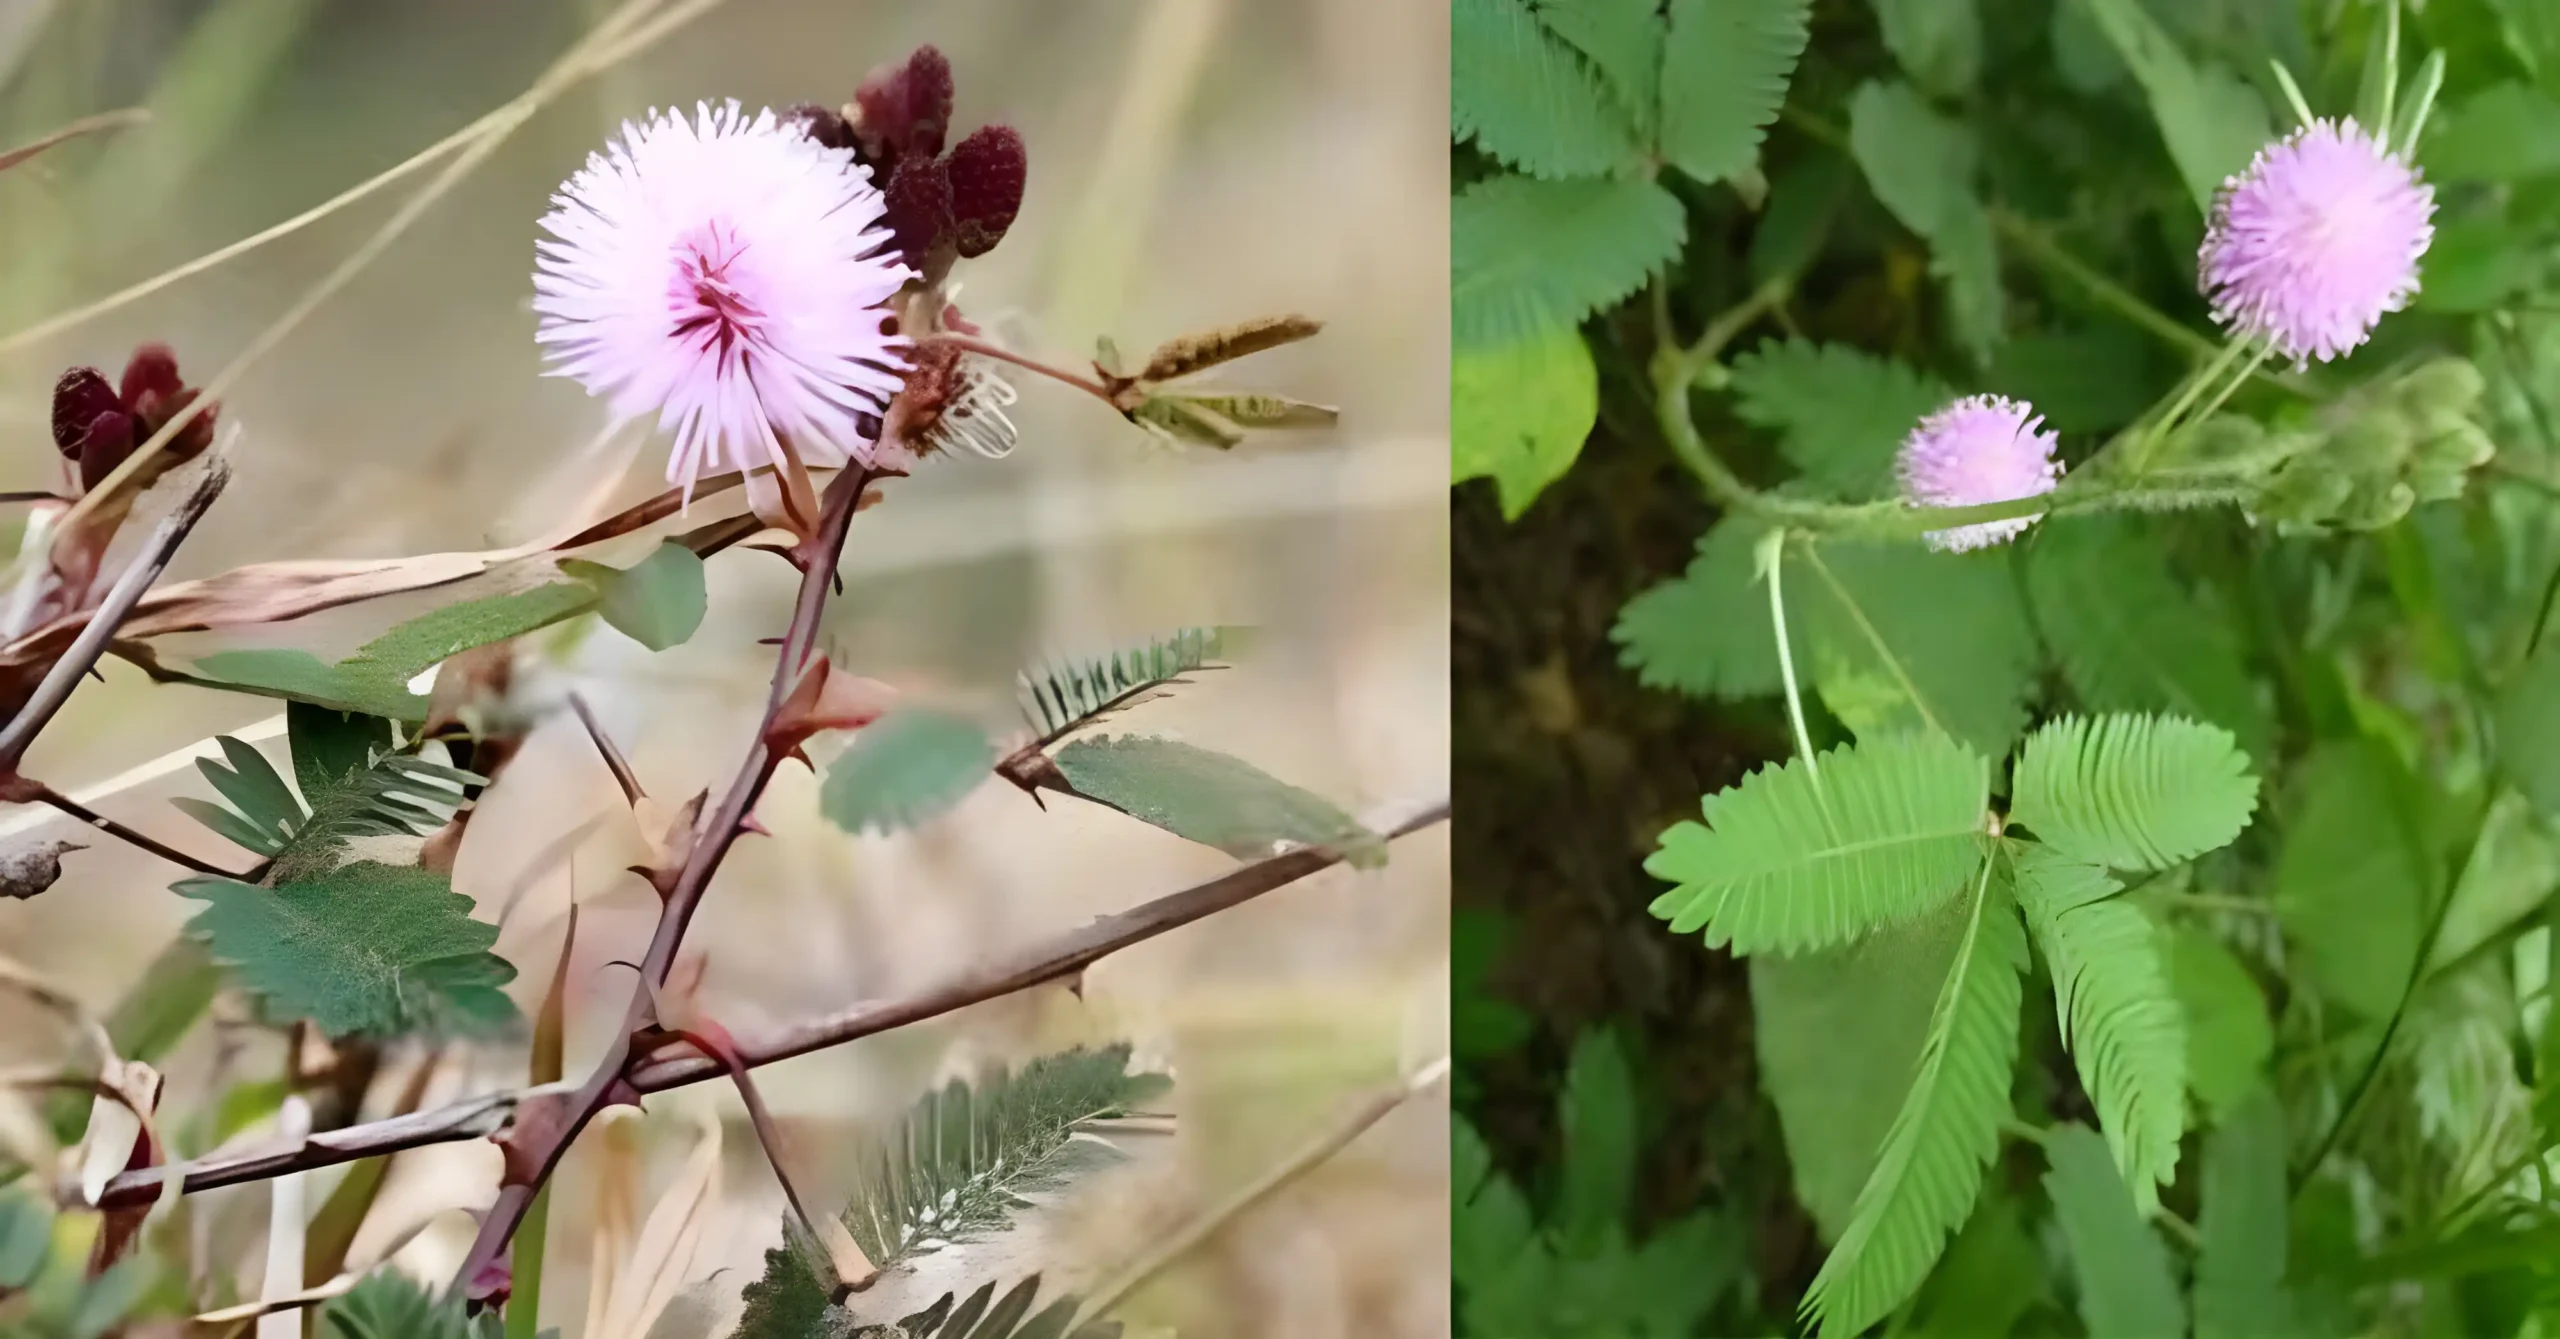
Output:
[
  {"xmin": 534, "ymin": 100, "xmax": 915, "ymax": 500},
  {"xmin": 1895, "ymin": 395, "xmax": 2063, "ymax": 552},
  {"xmin": 2199, "ymin": 117, "xmax": 2435, "ymax": 367}
]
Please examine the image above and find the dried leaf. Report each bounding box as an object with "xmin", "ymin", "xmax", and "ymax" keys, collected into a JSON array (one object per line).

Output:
[
  {"xmin": 1139, "ymin": 315, "xmax": 1322, "ymax": 383},
  {"xmin": 598, "ymin": 1115, "xmax": 725, "ymax": 1339}
]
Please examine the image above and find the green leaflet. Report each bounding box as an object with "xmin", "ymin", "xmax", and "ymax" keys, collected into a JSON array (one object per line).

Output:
[
  {"xmin": 1052, "ymin": 735, "xmax": 1384, "ymax": 866},
  {"xmin": 1532, "ymin": 0, "xmax": 1664, "ymax": 133},
  {"xmin": 2011, "ymin": 843, "xmax": 2187, "ymax": 1209},
  {"xmin": 559, "ymin": 539, "xmax": 706, "ymax": 652},
  {"xmin": 189, "ymin": 582, "xmax": 599, "ymax": 721},
  {"xmin": 2008, "ymin": 713, "xmax": 2261, "ymax": 871},
  {"xmin": 2026, "ymin": 516, "xmax": 2273, "ymax": 762},
  {"xmin": 1658, "ymin": 0, "xmax": 1812, "ymax": 186},
  {"xmin": 1451, "ymin": 323, "xmax": 1598, "ymax": 519},
  {"xmin": 2271, "ymin": 741, "xmax": 2433, "ymax": 1019},
  {"xmin": 2074, "ymin": 0, "xmax": 2272, "ymax": 214},
  {"xmin": 175, "ymin": 862, "xmax": 519, "ymax": 1039},
  {"xmin": 1727, "ymin": 338, "xmax": 1954, "ymax": 500},
  {"xmin": 1905, "ymin": 1194, "xmax": 2042, "ymax": 1338},
  {"xmin": 1452, "ymin": 174, "xmax": 1685, "ymax": 348},
  {"xmin": 1612, "ymin": 516, "xmax": 1787, "ymax": 700},
  {"xmin": 1452, "ymin": 0, "xmax": 1641, "ymax": 178},
  {"xmin": 1800, "ymin": 857, "xmax": 2027, "ymax": 1337},
  {"xmin": 2171, "ymin": 926, "xmax": 2274, "ymax": 1121},
  {"xmin": 2044, "ymin": 1122, "xmax": 2185, "ymax": 1339},
  {"xmin": 1648, "ymin": 732, "xmax": 1990, "ymax": 956},
  {"xmin": 2422, "ymin": 80, "xmax": 2560, "ymax": 183},
  {"xmin": 1016, "ymin": 626, "xmax": 1243, "ymax": 744},
  {"xmin": 1752, "ymin": 898, "xmax": 1973, "ymax": 1240},
  {"xmin": 818, "ymin": 708, "xmax": 995, "ymax": 836},
  {"xmin": 2195, "ymin": 1088, "xmax": 2296, "ymax": 1339}
]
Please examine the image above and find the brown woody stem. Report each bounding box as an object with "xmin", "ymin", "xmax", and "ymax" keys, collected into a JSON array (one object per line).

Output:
[
  {"xmin": 93, "ymin": 797, "xmax": 1446, "ymax": 1211},
  {"xmin": 447, "ymin": 462, "xmax": 881, "ymax": 1299},
  {"xmin": 28, "ymin": 782, "xmax": 248, "ymax": 879}
]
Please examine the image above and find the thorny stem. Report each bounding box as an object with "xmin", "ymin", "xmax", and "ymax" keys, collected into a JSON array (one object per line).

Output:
[
  {"xmin": 567, "ymin": 693, "xmax": 645, "ymax": 805},
  {"xmin": 0, "ymin": 460, "xmax": 229, "ymax": 770},
  {"xmin": 449, "ymin": 461, "xmax": 881, "ymax": 1298},
  {"xmin": 29, "ymin": 783, "xmax": 247, "ymax": 880},
  {"xmin": 923, "ymin": 333, "xmax": 1120, "ymax": 403},
  {"xmin": 95, "ymin": 798, "xmax": 1448, "ymax": 1210}
]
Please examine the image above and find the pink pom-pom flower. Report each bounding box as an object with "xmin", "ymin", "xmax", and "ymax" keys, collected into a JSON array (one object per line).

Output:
[
  {"xmin": 2199, "ymin": 117, "xmax": 2435, "ymax": 367},
  {"xmin": 1895, "ymin": 395, "xmax": 2064, "ymax": 552},
  {"xmin": 533, "ymin": 100, "xmax": 915, "ymax": 501}
]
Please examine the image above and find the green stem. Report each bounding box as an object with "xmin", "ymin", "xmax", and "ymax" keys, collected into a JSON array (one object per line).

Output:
[
  {"xmin": 508, "ymin": 1182, "xmax": 551, "ymax": 1339},
  {"xmin": 1680, "ymin": 280, "xmax": 1790, "ymax": 384},
  {"xmin": 2130, "ymin": 337, "xmax": 2252, "ymax": 474},
  {"xmin": 1764, "ymin": 530, "xmax": 1820, "ymax": 781}
]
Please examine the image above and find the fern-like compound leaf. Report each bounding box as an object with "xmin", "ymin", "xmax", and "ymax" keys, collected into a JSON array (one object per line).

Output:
[
  {"xmin": 1659, "ymin": 0, "xmax": 1813, "ymax": 186},
  {"xmin": 1647, "ymin": 732, "xmax": 1991, "ymax": 956},
  {"xmin": 2012, "ymin": 842, "xmax": 2187, "ymax": 1209},
  {"xmin": 1453, "ymin": 174, "xmax": 1685, "ymax": 348},
  {"xmin": 2027, "ymin": 515, "xmax": 2272, "ymax": 760},
  {"xmin": 1728, "ymin": 339, "xmax": 1954, "ymax": 500},
  {"xmin": 1017, "ymin": 626, "xmax": 1239, "ymax": 745},
  {"xmin": 2009, "ymin": 713, "xmax": 2259, "ymax": 871},
  {"xmin": 175, "ymin": 734, "xmax": 478, "ymax": 881},
  {"xmin": 1453, "ymin": 0, "xmax": 1640, "ymax": 178},
  {"xmin": 1800, "ymin": 857, "xmax": 2027, "ymax": 1337}
]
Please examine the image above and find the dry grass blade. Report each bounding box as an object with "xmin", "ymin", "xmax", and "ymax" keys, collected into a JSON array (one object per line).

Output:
[
  {"xmin": 190, "ymin": 1272, "xmax": 357, "ymax": 1325},
  {"xmin": 0, "ymin": 107, "xmax": 148, "ymax": 174},
  {"xmin": 597, "ymin": 1113, "xmax": 724, "ymax": 1339},
  {"xmin": 1138, "ymin": 314, "xmax": 1323, "ymax": 383},
  {"xmin": 26, "ymin": 0, "xmax": 721, "ymax": 586},
  {"xmin": 583, "ymin": 1113, "xmax": 644, "ymax": 1339}
]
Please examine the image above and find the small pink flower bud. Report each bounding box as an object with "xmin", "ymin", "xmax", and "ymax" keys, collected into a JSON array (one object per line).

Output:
[{"xmin": 947, "ymin": 124, "xmax": 1026, "ymax": 259}]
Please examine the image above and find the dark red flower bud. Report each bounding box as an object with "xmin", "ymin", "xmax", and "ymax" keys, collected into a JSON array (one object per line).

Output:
[
  {"xmin": 118, "ymin": 343, "xmax": 182, "ymax": 411},
  {"xmin": 74, "ymin": 412, "xmax": 137, "ymax": 492},
  {"xmin": 852, "ymin": 43, "xmax": 955, "ymax": 166},
  {"xmin": 899, "ymin": 46, "xmax": 954, "ymax": 158},
  {"xmin": 50, "ymin": 367, "xmax": 119, "ymax": 457},
  {"xmin": 783, "ymin": 101, "xmax": 855, "ymax": 152},
  {"xmin": 882, "ymin": 154, "xmax": 952, "ymax": 268},
  {"xmin": 946, "ymin": 124, "xmax": 1026, "ymax": 259}
]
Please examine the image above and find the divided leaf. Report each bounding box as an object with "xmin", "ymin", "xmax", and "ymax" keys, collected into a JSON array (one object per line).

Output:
[
  {"xmin": 190, "ymin": 582, "xmax": 597, "ymax": 720},
  {"xmin": 1659, "ymin": 0, "xmax": 1813, "ymax": 185},
  {"xmin": 1452, "ymin": 324, "xmax": 1598, "ymax": 519},
  {"xmin": 1453, "ymin": 174, "xmax": 1685, "ymax": 348},
  {"xmin": 2026, "ymin": 516, "xmax": 2272, "ymax": 761},
  {"xmin": 1648, "ymin": 732, "xmax": 1990, "ymax": 956},
  {"xmin": 1017, "ymin": 626, "xmax": 1239, "ymax": 745},
  {"xmin": 175, "ymin": 862, "xmax": 519, "ymax": 1039},
  {"xmin": 1728, "ymin": 339, "xmax": 1952, "ymax": 499},
  {"xmin": 819, "ymin": 708, "xmax": 996, "ymax": 836},
  {"xmin": 176, "ymin": 732, "xmax": 479, "ymax": 881},
  {"xmin": 320, "ymin": 1270, "xmax": 480, "ymax": 1339},
  {"xmin": 1800, "ymin": 861, "xmax": 2026, "ymax": 1337},
  {"xmin": 2012, "ymin": 843, "xmax": 2186, "ymax": 1207},
  {"xmin": 1612, "ymin": 516, "xmax": 1785, "ymax": 700},
  {"xmin": 1052, "ymin": 735, "xmax": 1384, "ymax": 866},
  {"xmin": 2009, "ymin": 713, "xmax": 2260, "ymax": 871},
  {"xmin": 1532, "ymin": 0, "xmax": 1665, "ymax": 132},
  {"xmin": 1453, "ymin": 0, "xmax": 1640, "ymax": 177},
  {"xmin": 2043, "ymin": 1122, "xmax": 2185, "ymax": 1339}
]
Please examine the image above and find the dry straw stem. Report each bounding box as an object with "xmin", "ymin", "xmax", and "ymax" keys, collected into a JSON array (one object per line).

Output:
[
  {"xmin": 17, "ymin": 0, "xmax": 727, "ymax": 589},
  {"xmin": 1074, "ymin": 1054, "xmax": 1452, "ymax": 1324},
  {"xmin": 0, "ymin": 107, "xmax": 148, "ymax": 175},
  {"xmin": 90, "ymin": 795, "xmax": 1451, "ymax": 1211}
]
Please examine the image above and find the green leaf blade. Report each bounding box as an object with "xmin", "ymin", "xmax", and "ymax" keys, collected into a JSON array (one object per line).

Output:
[
  {"xmin": 2044, "ymin": 1122, "xmax": 2186, "ymax": 1339},
  {"xmin": 819, "ymin": 709, "xmax": 996, "ymax": 836},
  {"xmin": 1659, "ymin": 0, "xmax": 1813, "ymax": 185},
  {"xmin": 1728, "ymin": 339, "xmax": 1952, "ymax": 499},
  {"xmin": 2009, "ymin": 713, "xmax": 2261, "ymax": 871},
  {"xmin": 562, "ymin": 540, "xmax": 707, "ymax": 652},
  {"xmin": 1453, "ymin": 174, "xmax": 1685, "ymax": 348},
  {"xmin": 1053, "ymin": 735, "xmax": 1382, "ymax": 865},
  {"xmin": 1802, "ymin": 863, "xmax": 2027, "ymax": 1337},
  {"xmin": 1452, "ymin": 323, "xmax": 1597, "ymax": 519},
  {"xmin": 1647, "ymin": 732, "xmax": 1990, "ymax": 956},
  {"xmin": 1452, "ymin": 0, "xmax": 1640, "ymax": 178}
]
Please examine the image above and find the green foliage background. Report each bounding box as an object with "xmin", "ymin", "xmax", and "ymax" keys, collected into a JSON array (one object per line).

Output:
[{"xmin": 1453, "ymin": 0, "xmax": 2560, "ymax": 1335}]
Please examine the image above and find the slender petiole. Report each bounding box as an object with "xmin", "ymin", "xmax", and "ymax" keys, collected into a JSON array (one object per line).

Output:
[{"xmin": 1761, "ymin": 529, "xmax": 1820, "ymax": 785}]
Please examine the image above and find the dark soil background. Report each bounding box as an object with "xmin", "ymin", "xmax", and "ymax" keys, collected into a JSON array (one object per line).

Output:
[{"xmin": 1454, "ymin": 420, "xmax": 1830, "ymax": 1305}]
